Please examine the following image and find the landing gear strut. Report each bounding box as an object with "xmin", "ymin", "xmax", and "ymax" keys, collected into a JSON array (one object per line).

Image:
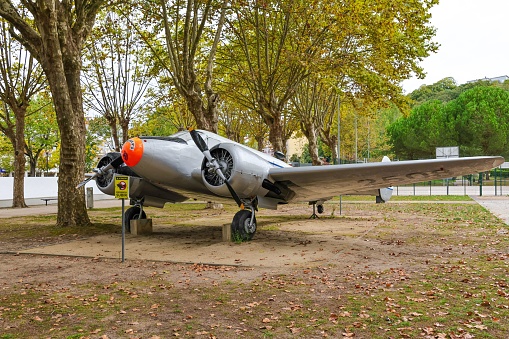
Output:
[
  {"xmin": 309, "ymin": 201, "xmax": 324, "ymax": 219},
  {"xmin": 124, "ymin": 199, "xmax": 146, "ymax": 233},
  {"xmin": 231, "ymin": 198, "xmax": 257, "ymax": 241}
]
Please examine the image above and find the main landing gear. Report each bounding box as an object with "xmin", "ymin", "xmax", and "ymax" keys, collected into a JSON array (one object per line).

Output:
[
  {"xmin": 231, "ymin": 198, "xmax": 257, "ymax": 241},
  {"xmin": 124, "ymin": 199, "xmax": 146, "ymax": 233}
]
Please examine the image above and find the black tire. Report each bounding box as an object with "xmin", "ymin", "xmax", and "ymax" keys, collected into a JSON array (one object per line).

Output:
[
  {"xmin": 124, "ymin": 206, "xmax": 147, "ymax": 233},
  {"xmin": 231, "ymin": 210, "xmax": 256, "ymax": 241},
  {"xmin": 317, "ymin": 204, "xmax": 324, "ymax": 214}
]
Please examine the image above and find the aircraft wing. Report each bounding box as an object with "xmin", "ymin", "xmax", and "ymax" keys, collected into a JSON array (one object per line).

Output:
[{"xmin": 268, "ymin": 156, "xmax": 504, "ymax": 202}]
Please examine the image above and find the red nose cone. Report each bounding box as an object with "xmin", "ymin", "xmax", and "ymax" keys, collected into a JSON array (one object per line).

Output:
[{"xmin": 122, "ymin": 137, "xmax": 143, "ymax": 167}]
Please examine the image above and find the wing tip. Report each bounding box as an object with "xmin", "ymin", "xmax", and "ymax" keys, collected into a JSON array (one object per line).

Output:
[{"xmin": 493, "ymin": 156, "xmax": 505, "ymax": 168}]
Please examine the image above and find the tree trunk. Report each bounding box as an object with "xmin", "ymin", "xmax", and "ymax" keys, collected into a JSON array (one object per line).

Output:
[
  {"xmin": 320, "ymin": 130, "xmax": 338, "ymax": 165},
  {"xmin": 204, "ymin": 92, "xmax": 219, "ymax": 133},
  {"xmin": 27, "ymin": 154, "xmax": 37, "ymax": 177},
  {"xmin": 261, "ymin": 110, "xmax": 284, "ymax": 153},
  {"xmin": 37, "ymin": 14, "xmax": 90, "ymax": 227},
  {"xmin": 301, "ymin": 121, "xmax": 322, "ymax": 166},
  {"xmin": 256, "ymin": 136, "xmax": 264, "ymax": 152},
  {"xmin": 12, "ymin": 108, "xmax": 27, "ymax": 207},
  {"xmin": 186, "ymin": 89, "xmax": 219, "ymax": 133},
  {"xmin": 107, "ymin": 116, "xmax": 120, "ymax": 152},
  {"xmin": 0, "ymin": 0, "xmax": 103, "ymax": 226},
  {"xmin": 186, "ymin": 91, "xmax": 209, "ymax": 131},
  {"xmin": 47, "ymin": 67, "xmax": 90, "ymax": 226}
]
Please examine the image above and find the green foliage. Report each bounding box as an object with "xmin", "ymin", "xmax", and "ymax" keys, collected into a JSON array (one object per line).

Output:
[
  {"xmin": 388, "ymin": 100, "xmax": 450, "ymax": 159},
  {"xmin": 389, "ymin": 83, "xmax": 509, "ymax": 159},
  {"xmin": 0, "ymin": 134, "xmax": 13, "ymax": 172},
  {"xmin": 446, "ymin": 86, "xmax": 509, "ymax": 157},
  {"xmin": 408, "ymin": 77, "xmax": 497, "ymax": 106},
  {"xmin": 25, "ymin": 93, "xmax": 59, "ymax": 174},
  {"xmin": 408, "ymin": 77, "xmax": 458, "ymax": 104}
]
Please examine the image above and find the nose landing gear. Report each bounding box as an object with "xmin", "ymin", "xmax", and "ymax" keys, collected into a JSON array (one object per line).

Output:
[
  {"xmin": 231, "ymin": 198, "xmax": 258, "ymax": 241},
  {"xmin": 124, "ymin": 199, "xmax": 147, "ymax": 233}
]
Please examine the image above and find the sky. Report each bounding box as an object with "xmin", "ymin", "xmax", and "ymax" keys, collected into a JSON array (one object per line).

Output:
[{"xmin": 401, "ymin": 0, "xmax": 509, "ymax": 94}]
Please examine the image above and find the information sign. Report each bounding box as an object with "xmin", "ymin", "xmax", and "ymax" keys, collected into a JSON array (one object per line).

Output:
[{"xmin": 114, "ymin": 176, "xmax": 130, "ymax": 199}]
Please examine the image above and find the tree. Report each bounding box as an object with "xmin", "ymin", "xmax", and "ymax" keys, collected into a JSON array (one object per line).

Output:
[
  {"xmin": 224, "ymin": 0, "xmax": 438, "ymax": 153},
  {"xmin": 291, "ymin": 76, "xmax": 336, "ymax": 165},
  {"xmin": 408, "ymin": 77, "xmax": 458, "ymax": 104},
  {"xmin": 224, "ymin": 0, "xmax": 321, "ymax": 152},
  {"xmin": 387, "ymin": 100, "xmax": 449, "ymax": 159},
  {"xmin": 82, "ymin": 4, "xmax": 153, "ymax": 151},
  {"xmin": 0, "ymin": 19, "xmax": 46, "ymax": 207},
  {"xmin": 144, "ymin": 0, "xmax": 228, "ymax": 132},
  {"xmin": 0, "ymin": 133, "xmax": 13, "ymax": 173},
  {"xmin": 130, "ymin": 85, "xmax": 194, "ymax": 137},
  {"xmin": 244, "ymin": 112, "xmax": 269, "ymax": 152},
  {"xmin": 0, "ymin": 0, "xmax": 105, "ymax": 226},
  {"xmin": 445, "ymin": 86, "xmax": 509, "ymax": 157},
  {"xmin": 24, "ymin": 93, "xmax": 59, "ymax": 176},
  {"xmin": 218, "ymin": 102, "xmax": 248, "ymax": 144},
  {"xmin": 85, "ymin": 116, "xmax": 110, "ymax": 172}
]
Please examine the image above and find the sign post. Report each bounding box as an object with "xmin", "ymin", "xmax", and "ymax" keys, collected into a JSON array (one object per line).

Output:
[{"xmin": 115, "ymin": 176, "xmax": 130, "ymax": 262}]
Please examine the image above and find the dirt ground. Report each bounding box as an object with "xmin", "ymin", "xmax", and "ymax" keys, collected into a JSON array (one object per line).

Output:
[
  {"xmin": 2, "ymin": 199, "xmax": 509, "ymax": 338},
  {"xmin": 1, "ymin": 200, "xmax": 488, "ymax": 288}
]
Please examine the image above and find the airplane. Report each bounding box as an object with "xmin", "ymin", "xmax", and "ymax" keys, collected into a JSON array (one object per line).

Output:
[{"xmin": 78, "ymin": 129, "xmax": 504, "ymax": 241}]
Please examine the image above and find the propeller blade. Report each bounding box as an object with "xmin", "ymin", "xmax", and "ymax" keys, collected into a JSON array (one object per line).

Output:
[
  {"xmin": 76, "ymin": 175, "xmax": 95, "ymax": 189},
  {"xmin": 189, "ymin": 129, "xmax": 216, "ymax": 164},
  {"xmin": 189, "ymin": 129, "xmax": 209, "ymax": 153},
  {"xmin": 210, "ymin": 164, "xmax": 243, "ymax": 207},
  {"xmin": 224, "ymin": 179, "xmax": 243, "ymax": 207},
  {"xmin": 189, "ymin": 129, "xmax": 243, "ymax": 207}
]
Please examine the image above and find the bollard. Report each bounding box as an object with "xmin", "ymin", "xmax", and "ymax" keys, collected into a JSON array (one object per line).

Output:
[{"xmin": 86, "ymin": 187, "xmax": 94, "ymax": 209}]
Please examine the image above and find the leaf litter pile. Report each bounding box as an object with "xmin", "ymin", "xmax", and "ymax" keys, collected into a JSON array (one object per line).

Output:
[{"xmin": 0, "ymin": 199, "xmax": 508, "ymax": 338}]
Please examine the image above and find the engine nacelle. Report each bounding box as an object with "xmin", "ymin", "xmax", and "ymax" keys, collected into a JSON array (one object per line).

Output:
[
  {"xmin": 95, "ymin": 152, "xmax": 138, "ymax": 195},
  {"xmin": 201, "ymin": 143, "xmax": 269, "ymax": 198}
]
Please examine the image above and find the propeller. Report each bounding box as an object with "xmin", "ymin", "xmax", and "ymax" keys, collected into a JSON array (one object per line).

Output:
[
  {"xmin": 189, "ymin": 129, "xmax": 243, "ymax": 207},
  {"xmin": 76, "ymin": 155, "xmax": 124, "ymax": 188}
]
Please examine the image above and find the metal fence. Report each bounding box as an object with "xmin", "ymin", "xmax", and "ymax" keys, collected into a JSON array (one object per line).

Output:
[{"xmin": 395, "ymin": 170, "xmax": 509, "ymax": 196}]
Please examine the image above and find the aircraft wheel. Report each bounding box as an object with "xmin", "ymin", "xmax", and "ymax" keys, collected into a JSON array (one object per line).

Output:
[
  {"xmin": 231, "ymin": 210, "xmax": 256, "ymax": 241},
  {"xmin": 124, "ymin": 206, "xmax": 147, "ymax": 233},
  {"xmin": 317, "ymin": 204, "xmax": 324, "ymax": 214}
]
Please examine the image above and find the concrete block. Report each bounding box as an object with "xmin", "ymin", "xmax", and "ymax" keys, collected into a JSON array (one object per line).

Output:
[
  {"xmin": 130, "ymin": 219, "xmax": 153, "ymax": 235},
  {"xmin": 206, "ymin": 202, "xmax": 224, "ymax": 209},
  {"xmin": 222, "ymin": 223, "xmax": 231, "ymax": 242}
]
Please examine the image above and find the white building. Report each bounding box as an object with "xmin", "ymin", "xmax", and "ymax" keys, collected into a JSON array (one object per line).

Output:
[{"xmin": 466, "ymin": 75, "xmax": 509, "ymax": 84}]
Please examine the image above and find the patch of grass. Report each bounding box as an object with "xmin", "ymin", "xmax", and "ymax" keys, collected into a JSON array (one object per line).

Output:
[{"xmin": 334, "ymin": 195, "xmax": 473, "ymax": 202}]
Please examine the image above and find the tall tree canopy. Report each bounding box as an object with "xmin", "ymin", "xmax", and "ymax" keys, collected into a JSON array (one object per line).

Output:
[
  {"xmin": 83, "ymin": 3, "xmax": 153, "ymax": 151},
  {"xmin": 389, "ymin": 84, "xmax": 509, "ymax": 159},
  {"xmin": 221, "ymin": 0, "xmax": 438, "ymax": 154},
  {"xmin": 144, "ymin": 0, "xmax": 228, "ymax": 132},
  {"xmin": 446, "ymin": 86, "xmax": 509, "ymax": 157},
  {"xmin": 387, "ymin": 99, "xmax": 449, "ymax": 159}
]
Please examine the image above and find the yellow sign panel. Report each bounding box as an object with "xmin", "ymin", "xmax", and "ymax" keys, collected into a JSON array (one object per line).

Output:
[{"xmin": 114, "ymin": 176, "xmax": 130, "ymax": 199}]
